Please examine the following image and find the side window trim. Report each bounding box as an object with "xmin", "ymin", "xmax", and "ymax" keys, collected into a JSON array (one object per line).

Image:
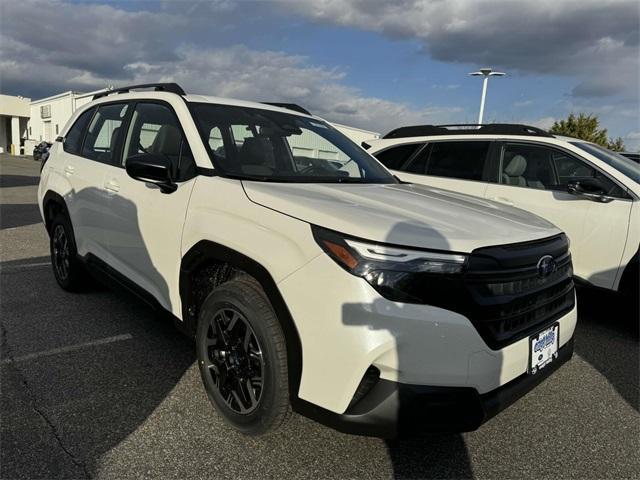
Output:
[
  {"xmin": 483, "ymin": 141, "xmax": 502, "ymax": 184},
  {"xmin": 112, "ymin": 101, "xmax": 134, "ymax": 167},
  {"xmin": 497, "ymin": 140, "xmax": 632, "ymax": 199},
  {"xmin": 77, "ymin": 107, "xmax": 97, "ymax": 156}
]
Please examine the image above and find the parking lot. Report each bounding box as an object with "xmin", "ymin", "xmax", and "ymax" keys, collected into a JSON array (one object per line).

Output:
[{"xmin": 1, "ymin": 153, "xmax": 638, "ymax": 479}]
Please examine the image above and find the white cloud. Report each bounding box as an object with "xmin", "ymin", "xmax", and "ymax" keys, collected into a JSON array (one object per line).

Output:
[
  {"xmin": 431, "ymin": 84, "xmax": 460, "ymax": 90},
  {"xmin": 120, "ymin": 45, "xmax": 464, "ymax": 133},
  {"xmin": 624, "ymin": 132, "xmax": 640, "ymax": 151},
  {"xmin": 514, "ymin": 100, "xmax": 534, "ymax": 108},
  {"xmin": 281, "ymin": 0, "xmax": 640, "ymax": 99},
  {"xmin": 0, "ymin": 0, "xmax": 468, "ymax": 133}
]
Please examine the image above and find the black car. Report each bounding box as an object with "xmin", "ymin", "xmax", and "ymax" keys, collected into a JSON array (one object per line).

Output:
[
  {"xmin": 33, "ymin": 141, "xmax": 52, "ymax": 162},
  {"xmin": 620, "ymin": 152, "xmax": 640, "ymax": 163}
]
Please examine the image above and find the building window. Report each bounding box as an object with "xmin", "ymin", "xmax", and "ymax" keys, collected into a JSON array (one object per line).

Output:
[
  {"xmin": 55, "ymin": 124, "xmax": 59, "ymax": 135},
  {"xmin": 40, "ymin": 105, "xmax": 52, "ymax": 119},
  {"xmin": 29, "ymin": 127, "xmax": 32, "ymax": 137}
]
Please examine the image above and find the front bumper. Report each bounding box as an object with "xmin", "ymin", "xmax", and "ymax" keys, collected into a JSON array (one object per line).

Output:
[
  {"xmin": 293, "ymin": 338, "xmax": 574, "ymax": 438},
  {"xmin": 279, "ymin": 253, "xmax": 577, "ymax": 414}
]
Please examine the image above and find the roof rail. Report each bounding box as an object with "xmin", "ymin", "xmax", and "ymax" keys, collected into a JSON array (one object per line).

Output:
[
  {"xmin": 382, "ymin": 123, "xmax": 554, "ymax": 139},
  {"xmin": 261, "ymin": 102, "xmax": 311, "ymax": 115},
  {"xmin": 93, "ymin": 83, "xmax": 186, "ymax": 100}
]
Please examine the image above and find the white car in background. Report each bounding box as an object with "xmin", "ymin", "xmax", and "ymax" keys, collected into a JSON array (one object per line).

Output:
[{"xmin": 366, "ymin": 124, "xmax": 640, "ymax": 298}]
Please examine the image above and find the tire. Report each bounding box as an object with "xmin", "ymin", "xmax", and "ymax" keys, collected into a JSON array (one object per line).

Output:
[
  {"xmin": 196, "ymin": 276, "xmax": 290, "ymax": 435},
  {"xmin": 49, "ymin": 213, "xmax": 86, "ymax": 291}
]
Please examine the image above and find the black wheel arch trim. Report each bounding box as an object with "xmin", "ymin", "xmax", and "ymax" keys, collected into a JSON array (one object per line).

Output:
[
  {"xmin": 180, "ymin": 240, "xmax": 304, "ymax": 402},
  {"xmin": 42, "ymin": 191, "xmax": 78, "ymax": 248}
]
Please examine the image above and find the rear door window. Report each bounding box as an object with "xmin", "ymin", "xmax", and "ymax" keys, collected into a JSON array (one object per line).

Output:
[{"xmin": 82, "ymin": 103, "xmax": 130, "ymax": 164}]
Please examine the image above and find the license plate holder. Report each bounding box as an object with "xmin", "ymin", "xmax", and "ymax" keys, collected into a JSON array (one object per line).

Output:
[{"xmin": 528, "ymin": 323, "xmax": 559, "ymax": 375}]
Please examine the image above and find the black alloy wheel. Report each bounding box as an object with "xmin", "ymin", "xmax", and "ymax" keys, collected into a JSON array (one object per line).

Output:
[
  {"xmin": 49, "ymin": 213, "xmax": 86, "ymax": 291},
  {"xmin": 202, "ymin": 306, "xmax": 265, "ymax": 414},
  {"xmin": 196, "ymin": 277, "xmax": 290, "ymax": 435},
  {"xmin": 52, "ymin": 223, "xmax": 70, "ymax": 282}
]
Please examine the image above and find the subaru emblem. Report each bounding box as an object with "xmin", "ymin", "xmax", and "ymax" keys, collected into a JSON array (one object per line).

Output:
[{"xmin": 537, "ymin": 255, "xmax": 557, "ymax": 278}]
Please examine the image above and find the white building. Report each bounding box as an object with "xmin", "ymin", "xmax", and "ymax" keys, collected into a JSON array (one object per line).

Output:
[
  {"xmin": 28, "ymin": 90, "xmax": 103, "ymax": 145},
  {"xmin": 332, "ymin": 122, "xmax": 380, "ymax": 146},
  {"xmin": 0, "ymin": 94, "xmax": 31, "ymax": 154}
]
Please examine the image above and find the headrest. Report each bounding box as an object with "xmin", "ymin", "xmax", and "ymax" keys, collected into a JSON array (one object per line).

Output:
[
  {"xmin": 150, "ymin": 124, "xmax": 181, "ymax": 157},
  {"xmin": 238, "ymin": 137, "xmax": 274, "ymax": 166},
  {"xmin": 504, "ymin": 154, "xmax": 527, "ymax": 176}
]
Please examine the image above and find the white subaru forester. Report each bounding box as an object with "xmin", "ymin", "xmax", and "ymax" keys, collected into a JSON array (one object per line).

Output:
[{"xmin": 38, "ymin": 83, "xmax": 577, "ymax": 437}]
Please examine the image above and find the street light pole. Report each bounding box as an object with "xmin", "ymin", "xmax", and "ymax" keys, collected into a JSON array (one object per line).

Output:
[{"xmin": 469, "ymin": 68, "xmax": 505, "ymax": 124}]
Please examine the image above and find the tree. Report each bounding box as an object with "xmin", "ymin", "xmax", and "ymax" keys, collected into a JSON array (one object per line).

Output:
[{"xmin": 549, "ymin": 113, "xmax": 625, "ymax": 151}]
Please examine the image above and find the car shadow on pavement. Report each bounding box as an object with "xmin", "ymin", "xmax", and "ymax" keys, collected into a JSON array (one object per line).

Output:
[
  {"xmin": 0, "ymin": 174, "xmax": 41, "ymax": 188},
  {"xmin": 386, "ymin": 435, "xmax": 473, "ymax": 479},
  {"xmin": 0, "ymin": 258, "xmax": 195, "ymax": 479},
  {"xmin": 0, "ymin": 203, "xmax": 43, "ymax": 229},
  {"xmin": 574, "ymin": 286, "xmax": 639, "ymax": 412}
]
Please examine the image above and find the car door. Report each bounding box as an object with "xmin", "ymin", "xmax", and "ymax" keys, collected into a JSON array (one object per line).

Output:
[
  {"xmin": 60, "ymin": 103, "xmax": 129, "ymax": 260},
  {"xmin": 377, "ymin": 141, "xmax": 496, "ymax": 198},
  {"xmin": 102, "ymin": 101, "xmax": 198, "ymax": 313},
  {"xmin": 484, "ymin": 141, "xmax": 632, "ymax": 289}
]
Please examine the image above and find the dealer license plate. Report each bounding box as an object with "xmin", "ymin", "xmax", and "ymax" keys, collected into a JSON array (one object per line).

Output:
[{"xmin": 529, "ymin": 323, "xmax": 559, "ymax": 374}]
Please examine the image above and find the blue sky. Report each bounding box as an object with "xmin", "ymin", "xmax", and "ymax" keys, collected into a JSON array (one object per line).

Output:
[{"xmin": 2, "ymin": 0, "xmax": 638, "ymax": 149}]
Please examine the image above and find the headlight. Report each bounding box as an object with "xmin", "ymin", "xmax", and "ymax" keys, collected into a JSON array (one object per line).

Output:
[{"xmin": 312, "ymin": 226, "xmax": 468, "ymax": 303}]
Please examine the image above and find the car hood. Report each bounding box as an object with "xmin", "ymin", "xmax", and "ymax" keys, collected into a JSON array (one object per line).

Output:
[{"xmin": 242, "ymin": 182, "xmax": 560, "ymax": 253}]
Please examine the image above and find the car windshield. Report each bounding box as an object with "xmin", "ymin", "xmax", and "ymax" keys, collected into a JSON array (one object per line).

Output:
[
  {"xmin": 571, "ymin": 141, "xmax": 640, "ymax": 183},
  {"xmin": 190, "ymin": 103, "xmax": 395, "ymax": 183}
]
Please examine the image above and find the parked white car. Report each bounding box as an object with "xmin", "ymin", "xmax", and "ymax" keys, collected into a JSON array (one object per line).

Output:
[
  {"xmin": 39, "ymin": 88, "xmax": 576, "ymax": 437},
  {"xmin": 367, "ymin": 124, "xmax": 640, "ymax": 298}
]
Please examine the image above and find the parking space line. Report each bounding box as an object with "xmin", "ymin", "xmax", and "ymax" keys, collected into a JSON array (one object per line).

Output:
[
  {"xmin": 1, "ymin": 334, "xmax": 134, "ymax": 364},
  {"xmin": 0, "ymin": 261, "xmax": 51, "ymax": 273}
]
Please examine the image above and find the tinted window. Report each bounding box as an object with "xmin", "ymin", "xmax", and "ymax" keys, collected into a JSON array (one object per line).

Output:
[
  {"xmin": 122, "ymin": 103, "xmax": 196, "ymax": 181},
  {"xmin": 570, "ymin": 141, "xmax": 640, "ymax": 183},
  {"xmin": 413, "ymin": 141, "xmax": 490, "ymax": 180},
  {"xmin": 63, "ymin": 107, "xmax": 94, "ymax": 155},
  {"xmin": 191, "ymin": 103, "xmax": 395, "ymax": 183},
  {"xmin": 501, "ymin": 143, "xmax": 626, "ymax": 197},
  {"xmin": 374, "ymin": 144, "xmax": 421, "ymax": 170},
  {"xmin": 82, "ymin": 103, "xmax": 129, "ymax": 163}
]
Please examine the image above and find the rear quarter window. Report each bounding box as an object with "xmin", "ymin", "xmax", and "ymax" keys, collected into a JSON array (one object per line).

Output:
[
  {"xmin": 374, "ymin": 143, "xmax": 422, "ymax": 170},
  {"xmin": 421, "ymin": 141, "xmax": 491, "ymax": 181},
  {"xmin": 63, "ymin": 107, "xmax": 95, "ymax": 155}
]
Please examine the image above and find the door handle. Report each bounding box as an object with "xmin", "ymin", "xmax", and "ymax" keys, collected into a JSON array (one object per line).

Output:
[
  {"xmin": 104, "ymin": 179, "xmax": 120, "ymax": 193},
  {"xmin": 64, "ymin": 165, "xmax": 75, "ymax": 176},
  {"xmin": 490, "ymin": 196, "xmax": 514, "ymax": 206}
]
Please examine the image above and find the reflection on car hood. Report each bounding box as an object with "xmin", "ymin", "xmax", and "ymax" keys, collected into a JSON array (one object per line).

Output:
[{"xmin": 242, "ymin": 182, "xmax": 561, "ymax": 252}]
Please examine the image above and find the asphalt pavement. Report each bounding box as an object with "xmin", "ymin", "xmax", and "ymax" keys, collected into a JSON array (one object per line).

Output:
[{"xmin": 1, "ymin": 153, "xmax": 638, "ymax": 479}]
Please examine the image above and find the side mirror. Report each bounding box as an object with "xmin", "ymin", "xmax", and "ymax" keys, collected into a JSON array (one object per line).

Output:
[
  {"xmin": 125, "ymin": 154, "xmax": 177, "ymax": 194},
  {"xmin": 567, "ymin": 179, "xmax": 611, "ymax": 203}
]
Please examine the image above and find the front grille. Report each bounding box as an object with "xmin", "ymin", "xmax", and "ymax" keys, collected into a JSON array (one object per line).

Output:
[{"xmin": 463, "ymin": 234, "xmax": 575, "ymax": 349}]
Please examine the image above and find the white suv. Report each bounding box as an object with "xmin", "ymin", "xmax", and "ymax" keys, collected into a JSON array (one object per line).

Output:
[
  {"xmin": 39, "ymin": 85, "xmax": 577, "ymax": 437},
  {"xmin": 366, "ymin": 124, "xmax": 640, "ymax": 298}
]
